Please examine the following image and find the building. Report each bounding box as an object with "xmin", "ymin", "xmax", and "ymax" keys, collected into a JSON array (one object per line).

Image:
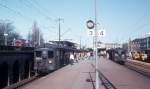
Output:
[{"xmin": 130, "ymin": 37, "xmax": 150, "ymax": 51}]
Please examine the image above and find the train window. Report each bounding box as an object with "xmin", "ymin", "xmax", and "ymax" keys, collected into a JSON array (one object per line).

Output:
[
  {"xmin": 122, "ymin": 54, "xmax": 125, "ymax": 59},
  {"xmin": 118, "ymin": 50, "xmax": 122, "ymax": 54},
  {"xmin": 36, "ymin": 51, "xmax": 42, "ymax": 57},
  {"xmin": 115, "ymin": 53, "xmax": 118, "ymax": 57},
  {"xmin": 48, "ymin": 51, "xmax": 54, "ymax": 58}
]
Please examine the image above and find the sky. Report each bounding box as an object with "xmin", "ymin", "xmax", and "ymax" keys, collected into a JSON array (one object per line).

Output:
[{"xmin": 0, "ymin": 0, "xmax": 150, "ymax": 47}]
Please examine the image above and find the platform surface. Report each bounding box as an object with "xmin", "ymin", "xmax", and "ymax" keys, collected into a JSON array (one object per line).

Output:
[
  {"xmin": 98, "ymin": 57, "xmax": 150, "ymax": 89},
  {"xmin": 20, "ymin": 60, "xmax": 102, "ymax": 89}
]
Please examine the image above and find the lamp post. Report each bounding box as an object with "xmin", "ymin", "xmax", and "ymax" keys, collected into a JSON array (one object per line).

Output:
[
  {"xmin": 4, "ymin": 33, "xmax": 8, "ymax": 46},
  {"xmin": 86, "ymin": 0, "xmax": 99, "ymax": 89},
  {"xmin": 94, "ymin": 0, "xmax": 99, "ymax": 89}
]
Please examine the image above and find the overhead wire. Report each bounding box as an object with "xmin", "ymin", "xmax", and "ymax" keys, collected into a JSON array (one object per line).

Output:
[
  {"xmin": 18, "ymin": 0, "xmax": 57, "ymax": 32},
  {"xmin": 31, "ymin": 0, "xmax": 51, "ymax": 16},
  {"xmin": 60, "ymin": 28, "xmax": 72, "ymax": 37},
  {"xmin": 0, "ymin": 3, "xmax": 32, "ymax": 22},
  {"xmin": 123, "ymin": 9, "xmax": 150, "ymax": 41},
  {"xmin": 19, "ymin": 0, "xmax": 53, "ymax": 22},
  {"xmin": 41, "ymin": 26, "xmax": 57, "ymax": 34}
]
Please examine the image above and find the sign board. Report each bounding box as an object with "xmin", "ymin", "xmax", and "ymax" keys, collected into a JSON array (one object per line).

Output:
[
  {"xmin": 87, "ymin": 30, "xmax": 95, "ymax": 36},
  {"xmin": 98, "ymin": 29, "xmax": 106, "ymax": 37},
  {"xmin": 87, "ymin": 29, "xmax": 106, "ymax": 37},
  {"xmin": 15, "ymin": 40, "xmax": 22, "ymax": 47}
]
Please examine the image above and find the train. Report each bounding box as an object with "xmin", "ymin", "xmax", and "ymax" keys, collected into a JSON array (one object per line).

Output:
[
  {"xmin": 0, "ymin": 43, "xmax": 84, "ymax": 88},
  {"xmin": 130, "ymin": 49, "xmax": 150, "ymax": 63},
  {"xmin": 107, "ymin": 48, "xmax": 127, "ymax": 64},
  {"xmin": 34, "ymin": 44, "xmax": 82, "ymax": 74}
]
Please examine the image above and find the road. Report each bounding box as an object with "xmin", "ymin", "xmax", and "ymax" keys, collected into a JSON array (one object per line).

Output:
[{"xmin": 98, "ymin": 57, "xmax": 150, "ymax": 89}]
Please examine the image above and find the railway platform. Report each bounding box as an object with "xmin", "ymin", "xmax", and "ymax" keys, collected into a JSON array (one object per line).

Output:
[
  {"xmin": 20, "ymin": 59, "xmax": 104, "ymax": 89},
  {"xmin": 98, "ymin": 57, "xmax": 150, "ymax": 89}
]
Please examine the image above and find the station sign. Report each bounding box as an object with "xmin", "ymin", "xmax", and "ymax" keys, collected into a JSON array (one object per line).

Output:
[
  {"xmin": 87, "ymin": 29, "xmax": 106, "ymax": 37},
  {"xmin": 15, "ymin": 40, "xmax": 23, "ymax": 47}
]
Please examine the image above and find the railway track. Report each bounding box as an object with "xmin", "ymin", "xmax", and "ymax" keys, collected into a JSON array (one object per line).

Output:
[
  {"xmin": 91, "ymin": 59, "xmax": 150, "ymax": 89},
  {"xmin": 125, "ymin": 59, "xmax": 150, "ymax": 77}
]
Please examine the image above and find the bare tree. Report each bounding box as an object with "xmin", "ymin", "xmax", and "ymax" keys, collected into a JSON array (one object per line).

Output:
[
  {"xmin": 0, "ymin": 20, "xmax": 21, "ymax": 46},
  {"xmin": 28, "ymin": 21, "xmax": 44, "ymax": 47}
]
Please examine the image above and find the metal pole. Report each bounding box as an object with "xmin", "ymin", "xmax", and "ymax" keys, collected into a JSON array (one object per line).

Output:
[
  {"xmin": 147, "ymin": 37, "xmax": 149, "ymax": 49},
  {"xmin": 4, "ymin": 33, "xmax": 8, "ymax": 46},
  {"xmin": 94, "ymin": 0, "xmax": 99, "ymax": 89},
  {"xmin": 57, "ymin": 18, "xmax": 64, "ymax": 45},
  {"xmin": 80, "ymin": 36, "xmax": 82, "ymax": 49},
  {"xmin": 58, "ymin": 18, "xmax": 61, "ymax": 68},
  {"xmin": 59, "ymin": 18, "xmax": 61, "ymax": 42},
  {"xmin": 38, "ymin": 32, "xmax": 40, "ymax": 46},
  {"xmin": 58, "ymin": 18, "xmax": 62, "ymax": 42},
  {"xmin": 4, "ymin": 35, "xmax": 7, "ymax": 45},
  {"xmin": 57, "ymin": 18, "xmax": 63, "ymax": 68}
]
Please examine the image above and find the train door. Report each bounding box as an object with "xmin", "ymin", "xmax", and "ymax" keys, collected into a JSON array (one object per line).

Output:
[
  {"xmin": 59, "ymin": 49, "xmax": 65, "ymax": 66},
  {"xmin": 55, "ymin": 49, "xmax": 60, "ymax": 69},
  {"xmin": 114, "ymin": 51, "xmax": 118, "ymax": 61},
  {"xmin": 62, "ymin": 50, "xmax": 66, "ymax": 66},
  {"xmin": 64, "ymin": 51, "xmax": 70, "ymax": 64},
  {"xmin": 35, "ymin": 50, "xmax": 48, "ymax": 73},
  {"xmin": 35, "ymin": 51, "xmax": 42, "ymax": 72}
]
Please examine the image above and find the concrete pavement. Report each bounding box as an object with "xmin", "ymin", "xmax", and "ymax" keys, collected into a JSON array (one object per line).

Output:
[
  {"xmin": 20, "ymin": 60, "xmax": 104, "ymax": 89},
  {"xmin": 98, "ymin": 57, "xmax": 150, "ymax": 89}
]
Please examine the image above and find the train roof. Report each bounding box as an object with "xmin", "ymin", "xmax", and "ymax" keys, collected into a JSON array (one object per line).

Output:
[
  {"xmin": 107, "ymin": 48, "xmax": 126, "ymax": 52},
  {"xmin": 36, "ymin": 43, "xmax": 85, "ymax": 52}
]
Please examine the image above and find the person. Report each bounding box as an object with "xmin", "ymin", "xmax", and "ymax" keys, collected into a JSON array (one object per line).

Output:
[
  {"xmin": 70, "ymin": 53, "xmax": 74, "ymax": 65},
  {"xmin": 74, "ymin": 53, "xmax": 78, "ymax": 63},
  {"xmin": 87, "ymin": 52, "xmax": 91, "ymax": 60}
]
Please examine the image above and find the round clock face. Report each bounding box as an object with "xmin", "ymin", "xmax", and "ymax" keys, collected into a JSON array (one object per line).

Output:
[{"xmin": 87, "ymin": 20, "xmax": 94, "ymax": 29}]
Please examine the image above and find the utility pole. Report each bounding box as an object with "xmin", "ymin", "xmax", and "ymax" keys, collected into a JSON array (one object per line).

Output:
[
  {"xmin": 56, "ymin": 18, "xmax": 63, "ymax": 68},
  {"xmin": 147, "ymin": 37, "xmax": 149, "ymax": 49},
  {"xmin": 38, "ymin": 30, "xmax": 40, "ymax": 46},
  {"xmin": 57, "ymin": 18, "xmax": 63, "ymax": 44},
  {"xmin": 80, "ymin": 36, "xmax": 81, "ymax": 49},
  {"xmin": 59, "ymin": 18, "xmax": 61, "ymax": 42}
]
